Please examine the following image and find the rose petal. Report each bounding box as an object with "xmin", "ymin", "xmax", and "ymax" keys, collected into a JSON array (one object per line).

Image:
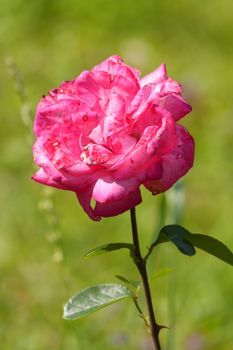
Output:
[
  {"xmin": 160, "ymin": 93, "xmax": 192, "ymax": 121},
  {"xmin": 144, "ymin": 125, "xmax": 194, "ymax": 194},
  {"xmin": 92, "ymin": 55, "xmax": 140, "ymax": 82},
  {"xmin": 33, "ymin": 139, "xmax": 101, "ymax": 190},
  {"xmin": 101, "ymin": 92, "xmax": 125, "ymax": 140},
  {"xmin": 93, "ymin": 188, "xmax": 142, "ymax": 217},
  {"xmin": 140, "ymin": 63, "xmax": 168, "ymax": 87},
  {"xmin": 111, "ymin": 109, "xmax": 177, "ymax": 182},
  {"xmin": 32, "ymin": 168, "xmax": 65, "ymax": 190},
  {"xmin": 76, "ymin": 177, "xmax": 142, "ymax": 220},
  {"xmin": 76, "ymin": 188, "xmax": 101, "ymax": 221},
  {"xmin": 92, "ymin": 55, "xmax": 140, "ymax": 105},
  {"xmin": 74, "ymin": 70, "xmax": 100, "ymax": 103},
  {"xmin": 92, "ymin": 177, "xmax": 139, "ymax": 203}
]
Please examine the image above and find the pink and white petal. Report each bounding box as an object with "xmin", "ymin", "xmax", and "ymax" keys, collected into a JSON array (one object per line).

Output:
[
  {"xmin": 138, "ymin": 79, "xmax": 182, "ymax": 109},
  {"xmin": 102, "ymin": 92, "xmax": 125, "ymax": 139},
  {"xmin": 111, "ymin": 111, "xmax": 176, "ymax": 180},
  {"xmin": 74, "ymin": 70, "xmax": 102, "ymax": 109},
  {"xmin": 33, "ymin": 139, "xmax": 63, "ymax": 180},
  {"xmin": 109, "ymin": 126, "xmax": 155, "ymax": 169},
  {"xmin": 59, "ymin": 163, "xmax": 109, "ymax": 190},
  {"xmin": 103, "ymin": 92, "xmax": 125, "ymax": 120},
  {"xmin": 76, "ymin": 188, "xmax": 101, "ymax": 221},
  {"xmin": 88, "ymin": 124, "xmax": 103, "ymax": 144},
  {"xmin": 157, "ymin": 78, "xmax": 182, "ymax": 97},
  {"xmin": 113, "ymin": 152, "xmax": 162, "ymax": 185},
  {"xmin": 160, "ymin": 93, "xmax": 192, "ymax": 121},
  {"xmin": 92, "ymin": 177, "xmax": 140, "ymax": 203},
  {"xmin": 92, "ymin": 55, "xmax": 140, "ymax": 105},
  {"xmin": 34, "ymin": 85, "xmax": 84, "ymax": 137},
  {"xmin": 81, "ymin": 143, "xmax": 112, "ymax": 166},
  {"xmin": 33, "ymin": 100, "xmax": 65, "ymax": 137},
  {"xmin": 153, "ymin": 108, "xmax": 177, "ymax": 156},
  {"xmin": 32, "ymin": 168, "xmax": 66, "ymax": 190},
  {"xmin": 109, "ymin": 125, "xmax": 161, "ymax": 180},
  {"xmin": 92, "ymin": 69, "xmax": 138, "ymax": 108},
  {"xmin": 32, "ymin": 165, "xmax": 93, "ymax": 194},
  {"xmin": 92, "ymin": 55, "xmax": 140, "ymax": 82},
  {"xmin": 35, "ymin": 99, "xmax": 101, "ymax": 140},
  {"xmin": 140, "ymin": 63, "xmax": 167, "ymax": 87},
  {"xmin": 90, "ymin": 70, "xmax": 112, "ymax": 90},
  {"xmin": 126, "ymin": 84, "xmax": 153, "ymax": 120},
  {"xmin": 144, "ymin": 125, "xmax": 194, "ymax": 194},
  {"xmin": 65, "ymin": 161, "xmax": 98, "ymax": 176},
  {"xmin": 33, "ymin": 139, "xmax": 95, "ymax": 190},
  {"xmin": 32, "ymin": 163, "xmax": 80, "ymax": 192},
  {"xmin": 113, "ymin": 133, "xmax": 137, "ymax": 155},
  {"xmin": 129, "ymin": 103, "xmax": 176, "ymax": 143},
  {"xmin": 110, "ymin": 74, "xmax": 139, "ymax": 105},
  {"xmin": 127, "ymin": 78, "xmax": 184, "ymax": 127},
  {"xmin": 35, "ymin": 82, "xmax": 78, "ymax": 116},
  {"xmin": 93, "ymin": 187, "xmax": 142, "ymax": 217},
  {"xmin": 92, "ymin": 55, "xmax": 124, "ymax": 73}
]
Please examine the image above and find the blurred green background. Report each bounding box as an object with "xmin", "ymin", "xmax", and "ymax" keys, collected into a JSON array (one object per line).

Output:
[{"xmin": 1, "ymin": 0, "xmax": 233, "ymax": 349}]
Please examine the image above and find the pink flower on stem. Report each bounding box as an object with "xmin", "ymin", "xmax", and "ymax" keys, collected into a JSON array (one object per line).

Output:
[{"xmin": 32, "ymin": 55, "xmax": 194, "ymax": 221}]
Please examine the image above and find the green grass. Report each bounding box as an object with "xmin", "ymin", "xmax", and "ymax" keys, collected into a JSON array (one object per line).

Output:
[{"xmin": 1, "ymin": 0, "xmax": 233, "ymax": 349}]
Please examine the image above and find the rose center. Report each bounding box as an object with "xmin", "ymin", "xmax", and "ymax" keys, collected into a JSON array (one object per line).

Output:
[{"xmin": 80, "ymin": 143, "xmax": 112, "ymax": 166}]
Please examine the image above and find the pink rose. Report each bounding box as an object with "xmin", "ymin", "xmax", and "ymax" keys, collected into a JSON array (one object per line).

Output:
[{"xmin": 32, "ymin": 55, "xmax": 194, "ymax": 221}]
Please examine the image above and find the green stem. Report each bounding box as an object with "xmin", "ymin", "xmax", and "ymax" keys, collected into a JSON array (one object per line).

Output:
[
  {"xmin": 130, "ymin": 207, "xmax": 162, "ymax": 350},
  {"xmin": 132, "ymin": 296, "xmax": 150, "ymax": 329}
]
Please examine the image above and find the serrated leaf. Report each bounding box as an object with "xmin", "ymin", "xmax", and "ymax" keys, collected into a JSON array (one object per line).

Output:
[
  {"xmin": 85, "ymin": 243, "xmax": 134, "ymax": 257},
  {"xmin": 63, "ymin": 284, "xmax": 131, "ymax": 320},
  {"xmin": 158, "ymin": 225, "xmax": 196, "ymax": 256}
]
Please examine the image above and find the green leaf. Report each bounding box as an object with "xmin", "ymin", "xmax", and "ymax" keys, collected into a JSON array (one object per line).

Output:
[
  {"xmin": 63, "ymin": 283, "xmax": 131, "ymax": 320},
  {"xmin": 85, "ymin": 243, "xmax": 134, "ymax": 257},
  {"xmin": 158, "ymin": 225, "xmax": 196, "ymax": 256},
  {"xmin": 150, "ymin": 268, "xmax": 172, "ymax": 282},
  {"xmin": 158, "ymin": 225, "xmax": 233, "ymax": 266},
  {"xmin": 185, "ymin": 233, "xmax": 233, "ymax": 267},
  {"xmin": 115, "ymin": 275, "xmax": 140, "ymax": 289}
]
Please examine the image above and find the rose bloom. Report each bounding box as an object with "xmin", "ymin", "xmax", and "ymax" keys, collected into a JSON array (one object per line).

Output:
[{"xmin": 32, "ymin": 55, "xmax": 194, "ymax": 221}]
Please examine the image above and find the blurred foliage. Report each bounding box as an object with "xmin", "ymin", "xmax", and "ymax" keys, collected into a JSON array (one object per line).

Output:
[{"xmin": 1, "ymin": 0, "xmax": 233, "ymax": 349}]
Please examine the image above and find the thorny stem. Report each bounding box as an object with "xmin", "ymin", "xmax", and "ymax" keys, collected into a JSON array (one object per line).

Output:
[{"xmin": 130, "ymin": 207, "xmax": 162, "ymax": 350}]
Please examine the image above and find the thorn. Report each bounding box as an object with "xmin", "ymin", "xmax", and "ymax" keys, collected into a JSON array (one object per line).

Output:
[{"xmin": 158, "ymin": 324, "xmax": 169, "ymax": 332}]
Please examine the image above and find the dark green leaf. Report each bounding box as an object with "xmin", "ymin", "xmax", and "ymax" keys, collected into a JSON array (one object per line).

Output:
[
  {"xmin": 63, "ymin": 284, "xmax": 131, "ymax": 320},
  {"xmin": 85, "ymin": 243, "xmax": 134, "ymax": 257},
  {"xmin": 158, "ymin": 225, "xmax": 196, "ymax": 256},
  {"xmin": 186, "ymin": 233, "xmax": 233, "ymax": 267},
  {"xmin": 158, "ymin": 225, "xmax": 233, "ymax": 266}
]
